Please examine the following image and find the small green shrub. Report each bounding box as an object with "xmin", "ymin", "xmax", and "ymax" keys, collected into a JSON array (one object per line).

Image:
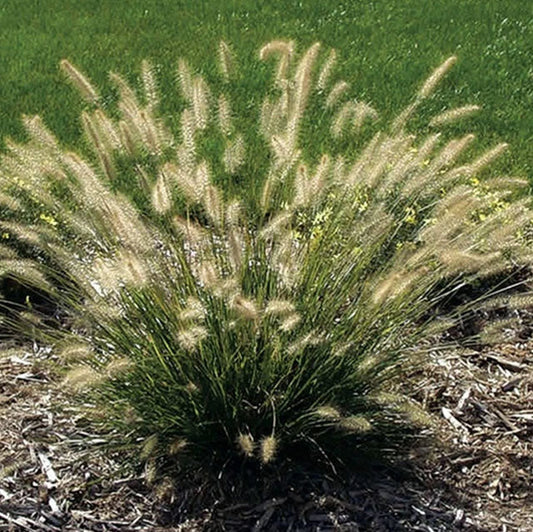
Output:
[{"xmin": 0, "ymin": 41, "xmax": 530, "ymax": 470}]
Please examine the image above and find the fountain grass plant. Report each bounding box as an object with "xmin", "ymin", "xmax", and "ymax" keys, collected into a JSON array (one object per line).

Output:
[{"xmin": 0, "ymin": 40, "xmax": 531, "ymax": 472}]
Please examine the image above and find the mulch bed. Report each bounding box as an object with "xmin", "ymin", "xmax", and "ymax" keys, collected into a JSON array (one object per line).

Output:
[{"xmin": 1, "ymin": 336, "xmax": 532, "ymax": 531}]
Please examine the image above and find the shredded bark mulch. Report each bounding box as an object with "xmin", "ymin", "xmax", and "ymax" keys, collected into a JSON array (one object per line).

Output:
[{"xmin": 1, "ymin": 337, "xmax": 532, "ymax": 531}]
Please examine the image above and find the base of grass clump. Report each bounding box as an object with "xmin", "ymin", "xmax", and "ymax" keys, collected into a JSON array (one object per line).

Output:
[
  {"xmin": 2, "ymin": 335, "xmax": 532, "ymax": 531},
  {"xmin": 72, "ymin": 353, "xmax": 435, "ymax": 476}
]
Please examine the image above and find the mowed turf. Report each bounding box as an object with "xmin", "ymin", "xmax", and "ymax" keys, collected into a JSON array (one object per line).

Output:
[{"xmin": 0, "ymin": 0, "xmax": 531, "ymax": 185}]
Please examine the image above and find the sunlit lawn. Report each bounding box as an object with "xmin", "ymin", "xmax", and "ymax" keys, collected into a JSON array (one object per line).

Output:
[{"xmin": 0, "ymin": 0, "xmax": 531, "ymax": 193}]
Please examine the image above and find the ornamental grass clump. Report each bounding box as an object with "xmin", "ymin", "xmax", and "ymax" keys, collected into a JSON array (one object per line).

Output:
[{"xmin": 0, "ymin": 41, "xmax": 531, "ymax": 470}]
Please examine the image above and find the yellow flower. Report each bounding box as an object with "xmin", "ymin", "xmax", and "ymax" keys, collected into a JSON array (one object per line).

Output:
[
  {"xmin": 403, "ymin": 206, "xmax": 417, "ymax": 224},
  {"xmin": 39, "ymin": 213, "xmax": 58, "ymax": 227}
]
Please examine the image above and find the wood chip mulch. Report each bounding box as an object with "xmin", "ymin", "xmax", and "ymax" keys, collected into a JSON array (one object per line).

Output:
[{"xmin": 0, "ymin": 337, "xmax": 532, "ymax": 531}]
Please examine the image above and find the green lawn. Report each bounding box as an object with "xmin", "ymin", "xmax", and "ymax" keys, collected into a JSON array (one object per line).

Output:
[{"xmin": 0, "ymin": 0, "xmax": 531, "ymax": 179}]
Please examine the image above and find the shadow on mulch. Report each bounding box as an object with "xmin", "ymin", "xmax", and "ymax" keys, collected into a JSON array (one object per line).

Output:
[{"xmin": 150, "ymin": 458, "xmax": 471, "ymax": 531}]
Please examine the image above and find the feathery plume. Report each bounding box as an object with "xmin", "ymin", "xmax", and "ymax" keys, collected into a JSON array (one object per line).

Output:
[
  {"xmin": 479, "ymin": 318, "xmax": 520, "ymax": 344},
  {"xmin": 482, "ymin": 176, "xmax": 529, "ymax": 191},
  {"xmin": 339, "ymin": 415, "xmax": 372, "ymax": 433},
  {"xmin": 265, "ymin": 299, "xmax": 295, "ymax": 316},
  {"xmin": 109, "ymin": 71, "xmax": 138, "ymax": 103},
  {"xmin": 169, "ymin": 165, "xmax": 200, "ymax": 204},
  {"xmin": 63, "ymin": 365, "xmax": 103, "ymax": 391},
  {"xmin": 332, "ymin": 342, "xmax": 353, "ymax": 357},
  {"xmin": 372, "ymin": 270, "xmax": 423, "ymax": 306},
  {"xmin": 260, "ymin": 212, "xmax": 292, "ymax": 240},
  {"xmin": 3, "ymin": 41, "xmax": 529, "ymax": 471},
  {"xmin": 119, "ymin": 250, "xmax": 151, "ymax": 286},
  {"xmin": 173, "ymin": 215, "xmax": 208, "ymax": 249},
  {"xmin": 315, "ymin": 405, "xmax": 341, "ymax": 421},
  {"xmin": 381, "ymin": 132, "xmax": 441, "ymax": 188},
  {"xmin": 439, "ymin": 250, "xmax": 498, "ymax": 274},
  {"xmin": 286, "ymin": 331, "xmax": 324, "ymax": 354},
  {"xmin": 326, "ymin": 80, "xmax": 349, "ymax": 108},
  {"xmin": 106, "ymin": 357, "xmax": 134, "ymax": 377},
  {"xmin": 225, "ymin": 200, "xmax": 242, "ymax": 226},
  {"xmin": 402, "ymin": 134, "xmax": 476, "ymax": 197},
  {"xmin": 118, "ymin": 120, "xmax": 138, "ymax": 155},
  {"xmin": 344, "ymin": 132, "xmax": 381, "ymax": 186},
  {"xmin": 259, "ymin": 40, "xmax": 294, "ymax": 83},
  {"xmin": 418, "ymin": 56, "xmax": 457, "ymax": 99},
  {"xmin": 139, "ymin": 109, "xmax": 162, "ymax": 155},
  {"xmin": 0, "ymin": 243, "xmax": 19, "ymax": 259},
  {"xmin": 480, "ymin": 293, "xmax": 533, "ymax": 312},
  {"xmin": 177, "ymin": 326, "xmax": 208, "ymax": 351},
  {"xmin": 22, "ymin": 115, "xmax": 58, "ymax": 150},
  {"xmin": 185, "ymin": 382, "xmax": 199, "ymax": 393},
  {"xmin": 259, "ymin": 40, "xmax": 293, "ymax": 60},
  {"xmin": 218, "ymin": 94, "xmax": 233, "ymax": 136},
  {"xmin": 169, "ymin": 439, "xmax": 188, "ymax": 455},
  {"xmin": 331, "ymin": 102, "xmax": 354, "ymax": 138},
  {"xmin": 94, "ymin": 110, "xmax": 122, "ymax": 149},
  {"xmin": 179, "ymin": 297, "xmax": 206, "ymax": 321},
  {"xmin": 409, "ymin": 133, "xmax": 442, "ymax": 169},
  {"xmin": 197, "ymin": 260, "xmax": 219, "ymax": 288},
  {"xmin": 191, "ymin": 76, "xmax": 210, "ymax": 130},
  {"xmin": 145, "ymin": 458, "xmax": 157, "ymax": 484},
  {"xmin": 390, "ymin": 101, "xmax": 419, "ymax": 133},
  {"xmin": 60, "ymin": 60, "xmax": 99, "ymax": 104},
  {"xmin": 467, "ymin": 143, "xmax": 508, "ymax": 176},
  {"xmin": 141, "ymin": 59, "xmax": 159, "ymax": 110},
  {"xmin": 0, "ymin": 193, "xmax": 21, "ymax": 211},
  {"xmin": 179, "ymin": 108, "xmax": 197, "ymax": 171},
  {"xmin": 317, "ymin": 49, "xmax": 337, "ymax": 91},
  {"xmin": 90, "ymin": 251, "xmax": 149, "ymax": 292},
  {"xmin": 118, "ymin": 101, "xmax": 150, "ymax": 152},
  {"xmin": 286, "ymin": 42, "xmax": 321, "ymax": 148},
  {"xmin": 212, "ymin": 277, "xmax": 239, "ymax": 299},
  {"xmin": 152, "ymin": 171, "xmax": 172, "ymax": 214},
  {"xmin": 228, "ymin": 226, "xmax": 244, "ymax": 271},
  {"xmin": 81, "ymin": 111, "xmax": 115, "ymax": 180},
  {"xmin": 373, "ymin": 392, "xmax": 405, "ymax": 406},
  {"xmin": 259, "ymin": 99, "xmax": 276, "ymax": 137},
  {"xmin": 59, "ymin": 344, "xmax": 93, "ymax": 362},
  {"xmin": 309, "ymin": 154, "xmax": 331, "ymax": 199},
  {"xmin": 0, "ymin": 259, "xmax": 53, "ymax": 291},
  {"xmin": 203, "ymin": 184, "xmax": 223, "ymax": 226},
  {"xmin": 223, "ymin": 135, "xmax": 246, "ymax": 174},
  {"xmin": 185, "ymin": 158, "xmax": 210, "ymax": 198},
  {"xmin": 399, "ymin": 402, "xmax": 433, "ymax": 427},
  {"xmin": 177, "ymin": 59, "xmax": 193, "ymax": 101},
  {"xmin": 260, "ymin": 435, "xmax": 277, "ymax": 464},
  {"xmin": 231, "ymin": 295, "xmax": 258, "ymax": 320},
  {"xmin": 429, "ymin": 104, "xmax": 481, "ymax": 127},
  {"xmin": 293, "ymin": 163, "xmax": 309, "ymax": 207},
  {"xmin": 237, "ymin": 433, "xmax": 255, "ymax": 457},
  {"xmin": 372, "ymin": 393, "xmax": 432, "ymax": 427},
  {"xmin": 0, "ymin": 222, "xmax": 52, "ymax": 247},
  {"xmin": 98, "ymin": 197, "xmax": 154, "ymax": 255},
  {"xmin": 352, "ymin": 102, "xmax": 378, "ymax": 132},
  {"xmin": 62, "ymin": 152, "xmax": 106, "ymax": 199},
  {"xmin": 140, "ymin": 434, "xmax": 158, "ymax": 460},
  {"xmin": 331, "ymin": 155, "xmax": 347, "ymax": 184},
  {"xmin": 279, "ymin": 312, "xmax": 301, "ymax": 332},
  {"xmin": 218, "ymin": 41, "xmax": 235, "ymax": 81}
]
